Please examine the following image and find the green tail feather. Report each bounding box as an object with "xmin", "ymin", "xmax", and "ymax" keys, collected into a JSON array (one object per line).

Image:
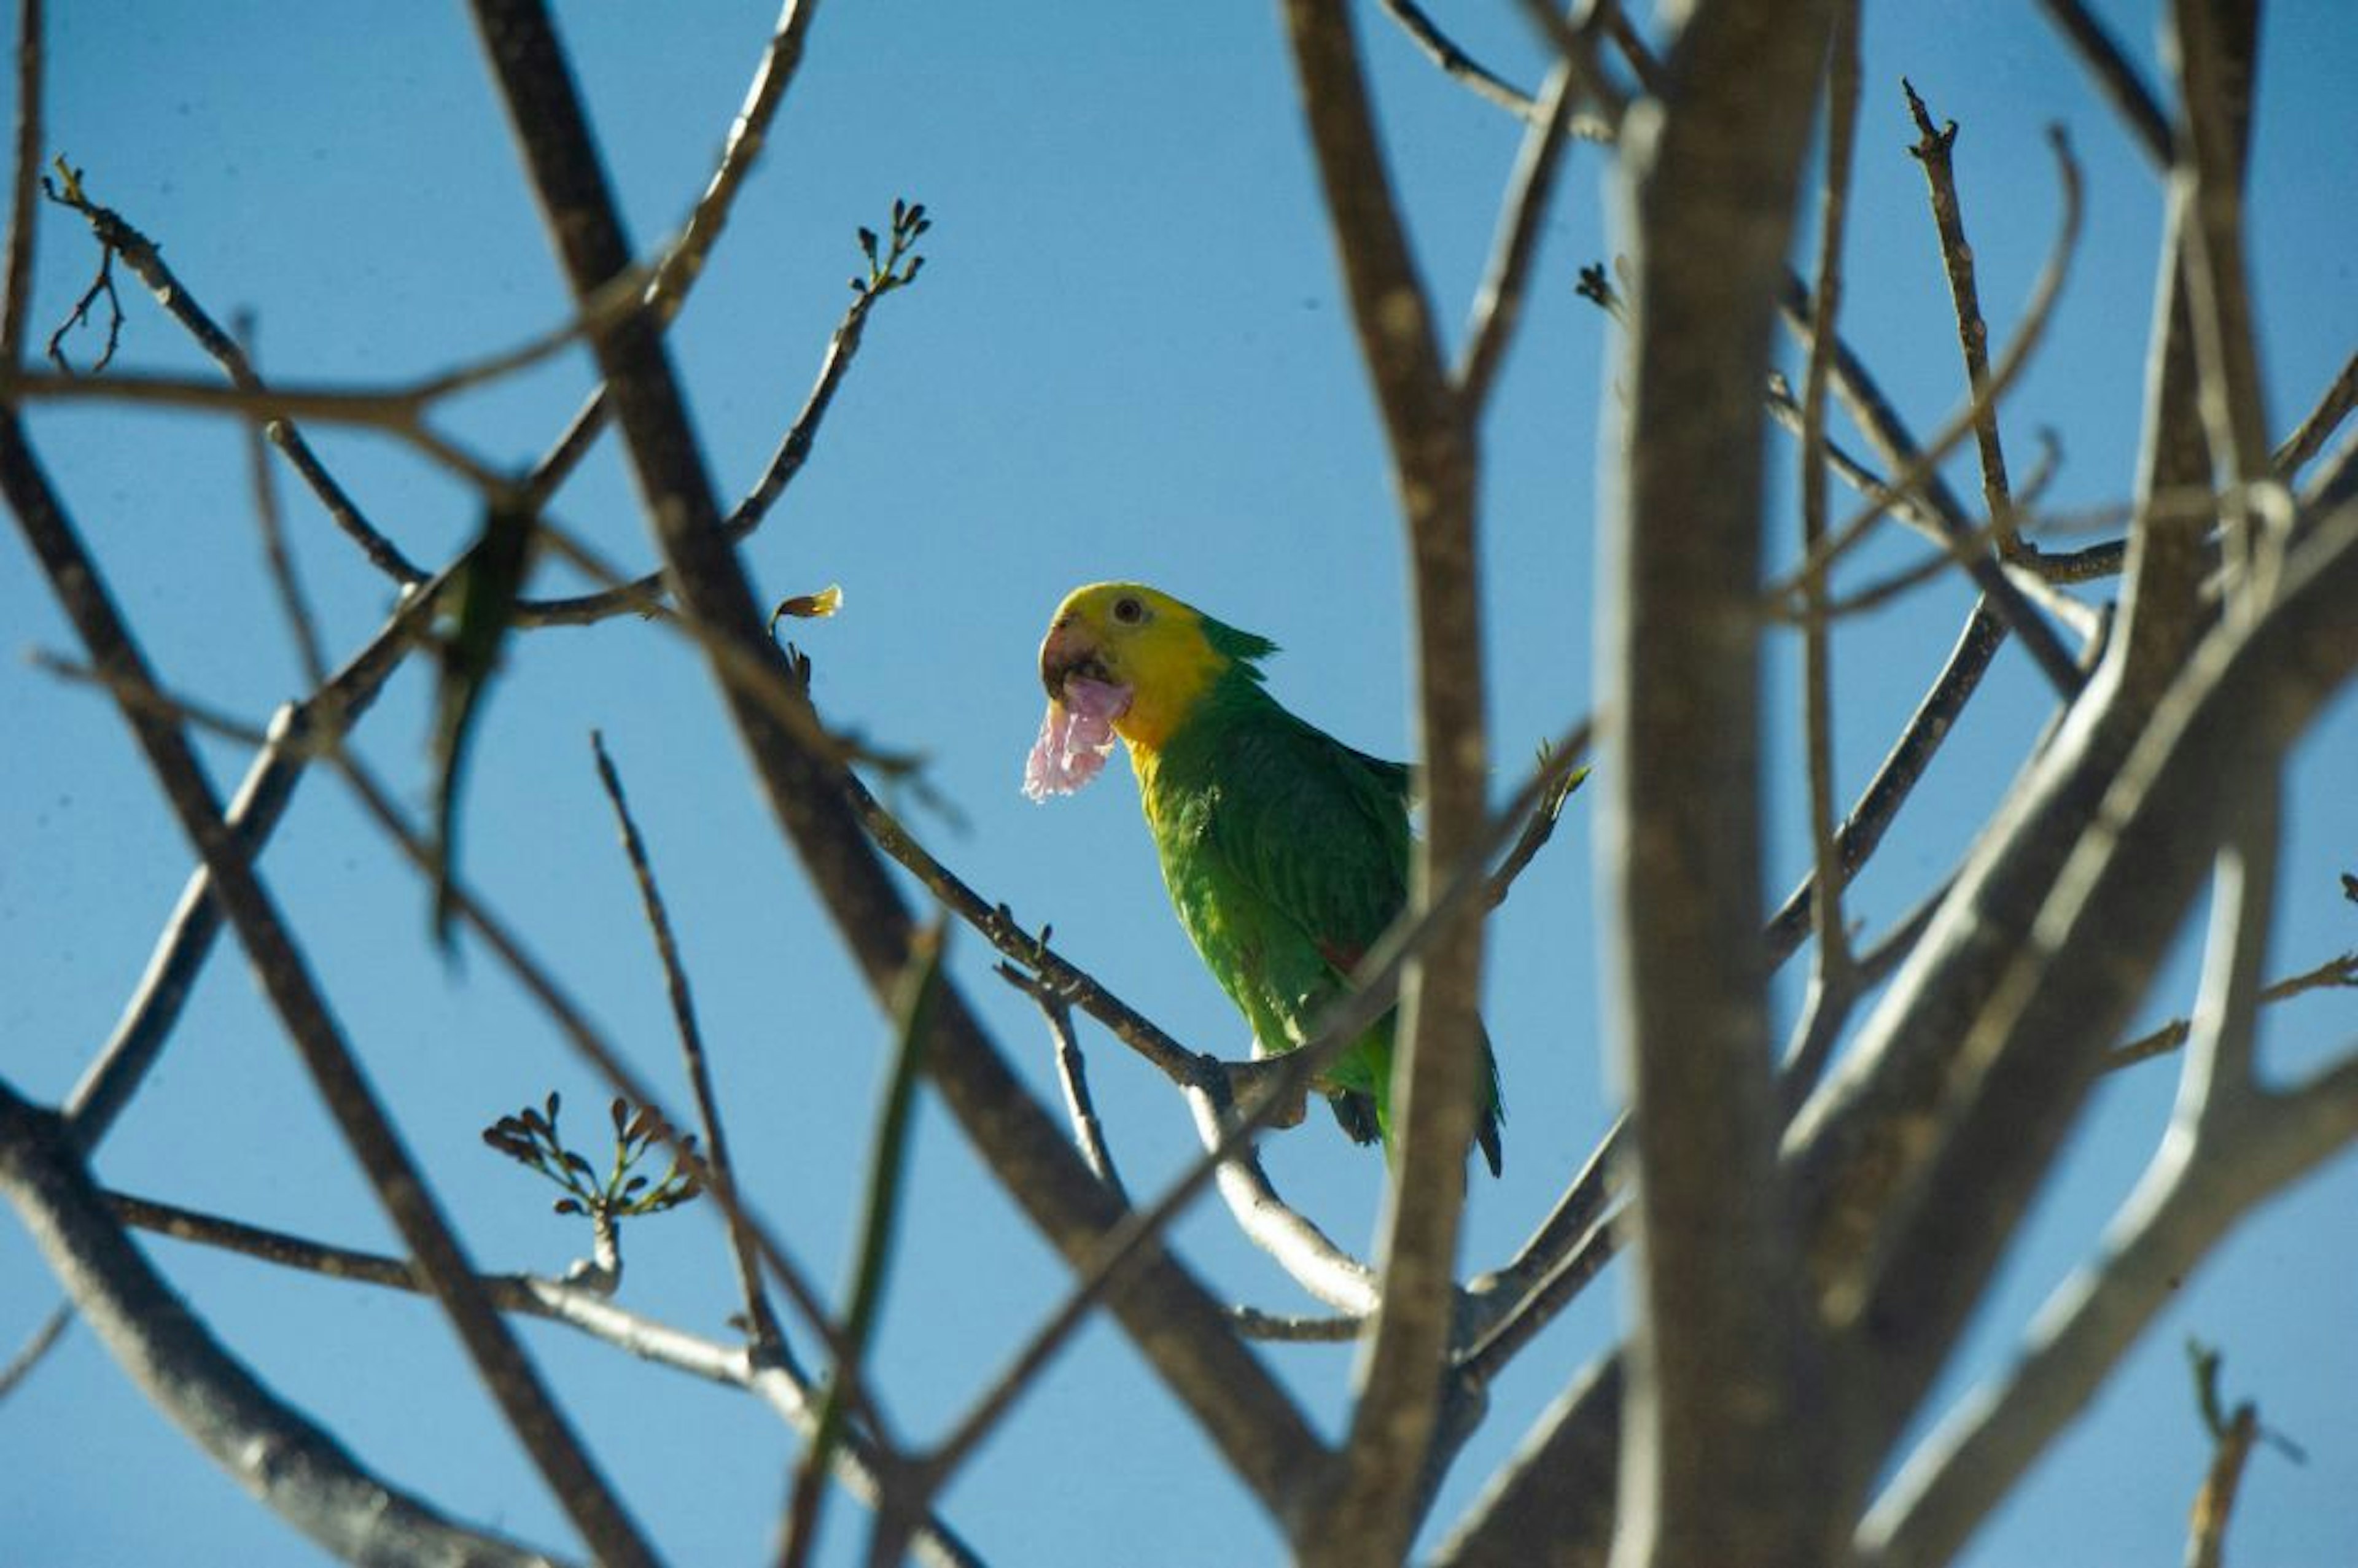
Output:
[{"xmin": 1339, "ymin": 1022, "xmax": 1506, "ymax": 1178}]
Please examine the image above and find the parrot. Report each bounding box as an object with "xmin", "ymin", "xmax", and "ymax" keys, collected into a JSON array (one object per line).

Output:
[{"xmin": 1025, "ymin": 581, "xmax": 1503, "ymax": 1175}]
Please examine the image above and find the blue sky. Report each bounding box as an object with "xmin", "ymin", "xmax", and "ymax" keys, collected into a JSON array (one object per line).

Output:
[{"xmin": 3, "ymin": 2, "xmax": 2354, "ymax": 1564}]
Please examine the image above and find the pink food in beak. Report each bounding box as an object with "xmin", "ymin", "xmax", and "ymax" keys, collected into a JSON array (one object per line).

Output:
[{"xmin": 1024, "ymin": 677, "xmax": 1133, "ymax": 800}]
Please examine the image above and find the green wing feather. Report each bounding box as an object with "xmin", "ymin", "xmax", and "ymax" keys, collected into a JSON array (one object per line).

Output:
[{"xmin": 1145, "ymin": 675, "xmax": 1503, "ymax": 1173}]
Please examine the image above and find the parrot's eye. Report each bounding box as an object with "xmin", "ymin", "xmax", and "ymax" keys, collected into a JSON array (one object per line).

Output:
[{"xmin": 1112, "ymin": 596, "xmax": 1145, "ymax": 625}]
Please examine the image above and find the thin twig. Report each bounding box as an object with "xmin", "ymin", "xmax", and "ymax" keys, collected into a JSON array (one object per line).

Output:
[
  {"xmin": 645, "ymin": 0, "xmax": 822, "ymax": 320},
  {"xmin": 521, "ymin": 0, "xmax": 823, "ymax": 529},
  {"xmin": 1511, "ymin": 0, "xmax": 1634, "ymax": 125},
  {"xmin": 1457, "ymin": 61, "xmax": 1576, "ymax": 413},
  {"xmin": 1790, "ymin": 490, "xmax": 2075, "ymax": 624},
  {"xmin": 1800, "ymin": 4, "xmax": 1864, "ymax": 982},
  {"xmin": 1773, "ymin": 129, "xmax": 2085, "ymax": 611},
  {"xmin": 235, "ymin": 319, "xmax": 332, "ymax": 691},
  {"xmin": 590, "ymin": 731, "xmax": 784, "ymax": 1354},
  {"xmin": 31, "ymin": 650, "xmax": 281, "ymax": 750},
  {"xmin": 0, "ymin": 1301, "xmax": 69, "ymax": 1403},
  {"xmin": 852, "ymin": 772, "xmax": 1198, "ymax": 1084},
  {"xmin": 1462, "ymin": 1111, "xmax": 1623, "ymax": 1347},
  {"xmin": 1374, "ymin": 0, "xmax": 1536, "ymax": 116},
  {"xmin": 2103, "ymin": 949, "xmax": 2358, "ymax": 1071},
  {"xmin": 1587, "ymin": 0, "xmax": 1662, "ymax": 96},
  {"xmin": 1765, "ymin": 375, "xmax": 1913, "ymax": 526},
  {"xmin": 1486, "ymin": 726, "xmax": 1592, "ymax": 908},
  {"xmin": 44, "ymin": 165, "xmax": 653, "ymax": 410},
  {"xmin": 1767, "ymin": 592, "xmax": 2001, "ymax": 953},
  {"xmin": 995, "ymin": 964, "xmax": 1127, "ymax": 1201},
  {"xmin": 2271, "ymin": 349, "xmax": 2358, "ymax": 479},
  {"xmin": 0, "ymin": 362, "xmax": 510, "ymax": 490},
  {"xmin": 34, "ymin": 160, "xmax": 648, "ymax": 474},
  {"xmin": 1904, "ymin": 79, "xmax": 2021, "ymax": 559},
  {"xmin": 1776, "ymin": 289, "xmax": 2086, "ymax": 693},
  {"xmin": 1461, "ymin": 1206, "xmax": 1622, "ymax": 1385},
  {"xmin": 37, "ymin": 171, "xmax": 427, "ymax": 581},
  {"xmin": 527, "ymin": 199, "xmax": 927, "ymax": 629},
  {"xmin": 2182, "ymin": 1344, "xmax": 2278, "ymax": 1568}
]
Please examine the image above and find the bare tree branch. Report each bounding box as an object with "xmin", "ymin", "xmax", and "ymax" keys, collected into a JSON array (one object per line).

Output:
[
  {"xmin": 2106, "ymin": 947, "xmax": 2358, "ymax": 1071},
  {"xmin": 1766, "ymin": 598, "xmax": 2004, "ymax": 963},
  {"xmin": 1278, "ymin": 3, "xmax": 1491, "ymax": 1556},
  {"xmin": 590, "ymin": 731, "xmax": 784, "ymax": 1353},
  {"xmin": 2271, "ymin": 349, "xmax": 2358, "ymax": 479},
  {"xmin": 1554, "ymin": 10, "xmax": 2092, "ymax": 695},
  {"xmin": 1458, "ymin": 61, "xmax": 1576, "ymax": 414},
  {"xmin": 1601, "ymin": 4, "xmax": 1839, "ymax": 1563},
  {"xmin": 1821, "ymin": 472, "xmax": 2358, "ymax": 1511},
  {"xmin": 0, "ymin": 1302, "xmax": 68, "ymax": 1405},
  {"xmin": 2170, "ymin": 0, "xmax": 2279, "ymax": 607},
  {"xmin": 1774, "ymin": 131, "xmax": 2085, "ymax": 611},
  {"xmin": 522, "ymin": 200, "xmax": 928, "ymax": 628},
  {"xmin": 1, "ymin": 409, "xmax": 661, "ymax": 1566},
  {"xmin": 1183, "ymin": 1077, "xmax": 1379, "ymax": 1316},
  {"xmin": 1375, "ymin": 0, "xmax": 1537, "ymax": 117},
  {"xmin": 1799, "ymin": 4, "xmax": 1864, "ymax": 985},
  {"xmin": 1461, "ymin": 1206, "xmax": 1623, "ymax": 1388},
  {"xmin": 468, "ymin": 0, "xmax": 1325, "ymax": 1519},
  {"xmin": 2113, "ymin": 2, "xmax": 2261, "ymax": 702},
  {"xmin": 1902, "ymin": 79, "xmax": 2024, "ymax": 560},
  {"xmin": 62, "ymin": 585, "xmax": 435, "ymax": 1146},
  {"xmin": 103, "ymin": 1189, "xmax": 987, "ymax": 1568},
  {"xmin": 2, "ymin": 0, "xmax": 44, "ymax": 365},
  {"xmin": 645, "ymin": 0, "xmax": 822, "ymax": 319},
  {"xmin": 0, "ymin": 1081, "xmax": 578, "ymax": 1568},
  {"xmin": 2181, "ymin": 1347, "xmax": 2273, "ymax": 1568},
  {"xmin": 995, "ymin": 964, "xmax": 1129, "ymax": 1200},
  {"xmin": 2033, "ymin": 0, "xmax": 2174, "ymax": 168},
  {"xmin": 1231, "ymin": 1306, "xmax": 1366, "ymax": 1343},
  {"xmin": 1431, "ymin": 1354, "xmax": 1625, "ymax": 1568},
  {"xmin": 1858, "ymin": 810, "xmax": 2358, "ymax": 1568}
]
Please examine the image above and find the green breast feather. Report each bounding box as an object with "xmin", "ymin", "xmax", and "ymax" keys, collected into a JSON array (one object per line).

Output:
[{"xmin": 1143, "ymin": 672, "xmax": 1503, "ymax": 1174}]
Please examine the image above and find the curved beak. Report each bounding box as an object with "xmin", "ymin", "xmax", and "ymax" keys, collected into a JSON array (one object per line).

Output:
[{"xmin": 1038, "ymin": 615, "xmax": 1109, "ymax": 701}]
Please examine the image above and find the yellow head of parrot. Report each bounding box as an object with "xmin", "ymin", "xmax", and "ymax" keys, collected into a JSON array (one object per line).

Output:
[{"xmin": 1037, "ymin": 582, "xmax": 1228, "ymax": 752}]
